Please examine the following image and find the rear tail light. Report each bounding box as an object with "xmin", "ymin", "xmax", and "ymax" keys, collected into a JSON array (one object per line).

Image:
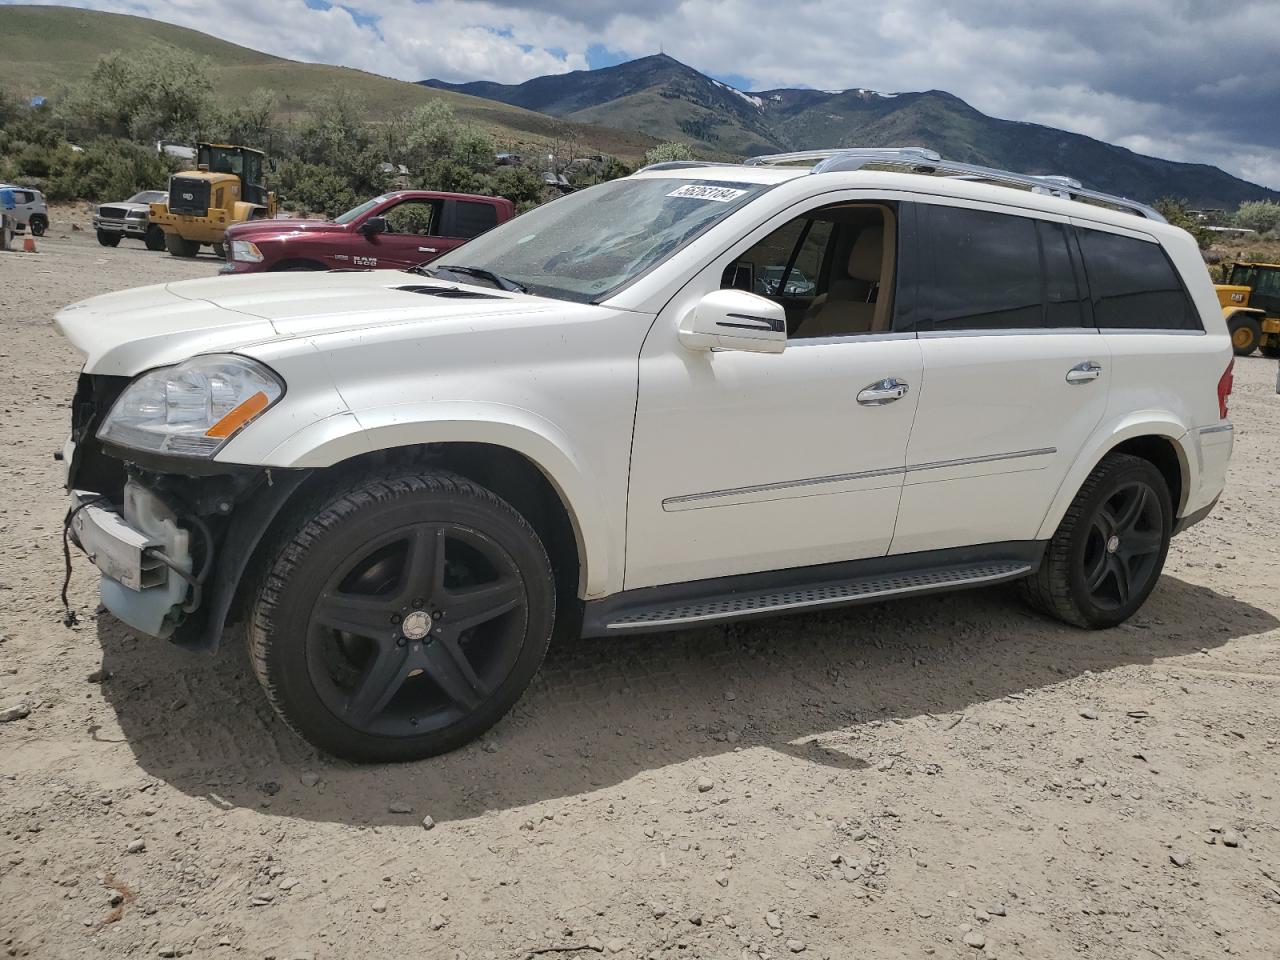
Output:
[{"xmin": 1217, "ymin": 358, "xmax": 1234, "ymax": 419}]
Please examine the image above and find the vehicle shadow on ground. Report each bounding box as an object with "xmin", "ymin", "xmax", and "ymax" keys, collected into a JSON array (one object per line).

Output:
[{"xmin": 93, "ymin": 574, "xmax": 1277, "ymax": 825}]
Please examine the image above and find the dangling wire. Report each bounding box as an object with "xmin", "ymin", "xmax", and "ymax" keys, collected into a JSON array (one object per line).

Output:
[{"xmin": 61, "ymin": 495, "xmax": 107, "ymax": 627}]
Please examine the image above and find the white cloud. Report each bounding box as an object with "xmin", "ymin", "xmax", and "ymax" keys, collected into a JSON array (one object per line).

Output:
[{"xmin": 6, "ymin": 0, "xmax": 1279, "ymax": 187}]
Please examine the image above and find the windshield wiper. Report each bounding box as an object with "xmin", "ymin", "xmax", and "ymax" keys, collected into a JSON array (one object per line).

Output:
[{"xmin": 411, "ymin": 263, "xmax": 527, "ymax": 293}]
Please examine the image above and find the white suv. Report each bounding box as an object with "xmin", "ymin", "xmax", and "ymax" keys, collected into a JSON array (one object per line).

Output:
[{"xmin": 57, "ymin": 147, "xmax": 1235, "ymax": 762}]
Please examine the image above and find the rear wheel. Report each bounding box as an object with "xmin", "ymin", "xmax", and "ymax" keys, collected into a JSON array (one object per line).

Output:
[
  {"xmin": 29, "ymin": 215, "xmax": 47, "ymax": 237},
  {"xmin": 248, "ymin": 470, "xmax": 555, "ymax": 763},
  {"xmin": 1228, "ymin": 313, "xmax": 1261, "ymax": 356},
  {"xmin": 211, "ymin": 242, "xmax": 226, "ymax": 260},
  {"xmin": 96, "ymin": 229, "xmax": 120, "ymax": 247},
  {"xmin": 144, "ymin": 224, "xmax": 166, "ymax": 251},
  {"xmin": 1260, "ymin": 343, "xmax": 1280, "ymax": 360},
  {"xmin": 1021, "ymin": 453, "xmax": 1171, "ymax": 629},
  {"xmin": 165, "ymin": 232, "xmax": 200, "ymax": 258}
]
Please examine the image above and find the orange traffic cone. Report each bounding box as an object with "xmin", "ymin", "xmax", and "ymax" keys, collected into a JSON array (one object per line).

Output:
[{"xmin": 21, "ymin": 236, "xmax": 37, "ymax": 253}]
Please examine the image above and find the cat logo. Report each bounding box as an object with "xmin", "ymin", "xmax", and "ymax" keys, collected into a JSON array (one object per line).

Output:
[
  {"xmin": 1231, "ymin": 292, "xmax": 1245, "ymax": 303},
  {"xmin": 182, "ymin": 192, "xmax": 194, "ymax": 201}
]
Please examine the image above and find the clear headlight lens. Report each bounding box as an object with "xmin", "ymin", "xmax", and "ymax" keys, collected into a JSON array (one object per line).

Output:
[
  {"xmin": 230, "ymin": 240, "xmax": 263, "ymax": 262},
  {"xmin": 98, "ymin": 355, "xmax": 284, "ymax": 458}
]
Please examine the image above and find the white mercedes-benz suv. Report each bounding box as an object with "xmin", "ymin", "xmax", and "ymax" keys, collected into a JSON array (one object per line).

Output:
[{"xmin": 58, "ymin": 147, "xmax": 1236, "ymax": 762}]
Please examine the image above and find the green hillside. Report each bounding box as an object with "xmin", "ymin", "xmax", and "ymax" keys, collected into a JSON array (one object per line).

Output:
[{"xmin": 0, "ymin": 4, "xmax": 658, "ymax": 160}]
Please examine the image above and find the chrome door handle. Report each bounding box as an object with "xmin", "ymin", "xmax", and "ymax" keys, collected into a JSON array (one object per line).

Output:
[
  {"xmin": 1066, "ymin": 361, "xmax": 1102, "ymax": 384},
  {"xmin": 418, "ymin": 247, "xmax": 438, "ymax": 253},
  {"xmin": 857, "ymin": 378, "xmax": 910, "ymax": 406}
]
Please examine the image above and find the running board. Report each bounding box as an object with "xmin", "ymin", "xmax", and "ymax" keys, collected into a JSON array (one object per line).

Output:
[{"xmin": 586, "ymin": 556, "xmax": 1036, "ymax": 636}]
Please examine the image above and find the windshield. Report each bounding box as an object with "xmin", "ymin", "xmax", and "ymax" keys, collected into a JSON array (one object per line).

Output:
[
  {"xmin": 127, "ymin": 191, "xmax": 166, "ymax": 204},
  {"xmin": 428, "ymin": 178, "xmax": 769, "ymax": 302},
  {"xmin": 334, "ymin": 196, "xmax": 386, "ymax": 225}
]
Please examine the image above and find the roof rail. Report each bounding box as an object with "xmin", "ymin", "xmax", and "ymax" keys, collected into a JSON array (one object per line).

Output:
[
  {"xmin": 635, "ymin": 160, "xmax": 741, "ymax": 173},
  {"xmin": 746, "ymin": 146, "xmax": 1164, "ymax": 222}
]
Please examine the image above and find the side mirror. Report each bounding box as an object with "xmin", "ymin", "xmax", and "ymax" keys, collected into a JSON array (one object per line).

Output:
[
  {"xmin": 678, "ymin": 289, "xmax": 787, "ymax": 355},
  {"xmin": 360, "ymin": 215, "xmax": 387, "ymax": 236}
]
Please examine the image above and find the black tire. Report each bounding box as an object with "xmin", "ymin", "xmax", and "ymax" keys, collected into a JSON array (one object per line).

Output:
[
  {"xmin": 211, "ymin": 242, "xmax": 226, "ymax": 260},
  {"xmin": 1228, "ymin": 313, "xmax": 1261, "ymax": 356},
  {"xmin": 144, "ymin": 224, "xmax": 167, "ymax": 251},
  {"xmin": 29, "ymin": 215, "xmax": 47, "ymax": 237},
  {"xmin": 1260, "ymin": 343, "xmax": 1280, "ymax": 360},
  {"xmin": 165, "ymin": 232, "xmax": 199, "ymax": 258},
  {"xmin": 96, "ymin": 229, "xmax": 120, "ymax": 247},
  {"xmin": 1020, "ymin": 452, "xmax": 1172, "ymax": 629},
  {"xmin": 248, "ymin": 470, "xmax": 555, "ymax": 763}
]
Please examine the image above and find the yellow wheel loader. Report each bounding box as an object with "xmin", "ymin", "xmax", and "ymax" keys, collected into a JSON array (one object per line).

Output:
[
  {"xmin": 1217, "ymin": 261, "xmax": 1280, "ymax": 358},
  {"xmin": 149, "ymin": 143, "xmax": 276, "ymax": 258}
]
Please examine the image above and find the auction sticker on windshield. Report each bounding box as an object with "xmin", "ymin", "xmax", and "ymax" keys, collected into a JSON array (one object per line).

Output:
[{"xmin": 667, "ymin": 184, "xmax": 749, "ymax": 202}]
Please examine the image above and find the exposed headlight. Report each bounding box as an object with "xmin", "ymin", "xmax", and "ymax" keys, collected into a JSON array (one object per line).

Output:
[
  {"xmin": 230, "ymin": 240, "xmax": 264, "ymax": 263},
  {"xmin": 127, "ymin": 210, "xmax": 147, "ymax": 219},
  {"xmin": 98, "ymin": 355, "xmax": 284, "ymax": 458}
]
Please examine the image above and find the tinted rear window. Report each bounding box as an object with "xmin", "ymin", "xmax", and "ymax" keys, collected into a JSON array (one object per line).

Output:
[
  {"xmin": 918, "ymin": 206, "xmax": 1087, "ymax": 331},
  {"xmin": 451, "ymin": 200, "xmax": 499, "ymax": 239},
  {"xmin": 1077, "ymin": 228, "xmax": 1200, "ymax": 330}
]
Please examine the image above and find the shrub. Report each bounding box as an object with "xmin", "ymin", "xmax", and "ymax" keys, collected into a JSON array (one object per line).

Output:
[
  {"xmin": 45, "ymin": 139, "xmax": 175, "ymax": 202},
  {"xmin": 642, "ymin": 142, "xmax": 695, "ymax": 167},
  {"xmin": 1235, "ymin": 200, "xmax": 1280, "ymax": 236},
  {"xmin": 1153, "ymin": 197, "xmax": 1211, "ymax": 249}
]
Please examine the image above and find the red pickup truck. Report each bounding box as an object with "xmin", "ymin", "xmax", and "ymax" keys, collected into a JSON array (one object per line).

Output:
[{"xmin": 220, "ymin": 190, "xmax": 515, "ymax": 274}]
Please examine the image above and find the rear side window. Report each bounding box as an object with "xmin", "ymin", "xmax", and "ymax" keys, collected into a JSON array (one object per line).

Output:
[
  {"xmin": 451, "ymin": 201, "xmax": 499, "ymax": 239},
  {"xmin": 917, "ymin": 206, "xmax": 1087, "ymax": 331},
  {"xmin": 1076, "ymin": 228, "xmax": 1200, "ymax": 330}
]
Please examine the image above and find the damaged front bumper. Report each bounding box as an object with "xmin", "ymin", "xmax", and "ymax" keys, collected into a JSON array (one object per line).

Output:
[{"xmin": 69, "ymin": 483, "xmax": 194, "ymax": 638}]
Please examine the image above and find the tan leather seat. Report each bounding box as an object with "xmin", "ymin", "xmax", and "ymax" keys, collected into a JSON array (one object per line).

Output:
[{"xmin": 801, "ymin": 228, "xmax": 883, "ymax": 337}]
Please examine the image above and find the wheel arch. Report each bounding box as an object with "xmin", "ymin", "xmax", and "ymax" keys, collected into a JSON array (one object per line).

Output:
[
  {"xmin": 269, "ymin": 258, "xmax": 328, "ymax": 272},
  {"xmin": 229, "ymin": 403, "xmax": 615, "ymax": 600},
  {"xmin": 1036, "ymin": 419, "xmax": 1193, "ymax": 541}
]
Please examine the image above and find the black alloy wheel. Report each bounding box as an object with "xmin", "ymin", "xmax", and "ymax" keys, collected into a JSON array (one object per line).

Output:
[
  {"xmin": 306, "ymin": 521, "xmax": 528, "ymax": 735},
  {"xmin": 1079, "ymin": 480, "xmax": 1164, "ymax": 612},
  {"xmin": 1021, "ymin": 452, "xmax": 1172, "ymax": 628},
  {"xmin": 249, "ymin": 471, "xmax": 555, "ymax": 762}
]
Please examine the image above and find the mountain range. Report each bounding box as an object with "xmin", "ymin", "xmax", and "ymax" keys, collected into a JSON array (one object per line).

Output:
[{"xmin": 426, "ymin": 54, "xmax": 1277, "ymax": 209}]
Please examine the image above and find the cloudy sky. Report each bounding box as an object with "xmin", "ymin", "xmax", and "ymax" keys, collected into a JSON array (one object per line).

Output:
[{"xmin": 9, "ymin": 0, "xmax": 1280, "ymax": 187}]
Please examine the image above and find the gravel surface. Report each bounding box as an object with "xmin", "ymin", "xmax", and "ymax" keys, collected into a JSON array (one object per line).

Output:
[{"xmin": 2, "ymin": 215, "xmax": 1280, "ymax": 960}]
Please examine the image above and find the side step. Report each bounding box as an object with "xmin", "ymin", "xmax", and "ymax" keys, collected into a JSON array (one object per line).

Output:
[{"xmin": 593, "ymin": 560, "xmax": 1033, "ymax": 634}]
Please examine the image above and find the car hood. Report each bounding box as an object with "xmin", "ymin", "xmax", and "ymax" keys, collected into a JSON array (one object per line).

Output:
[
  {"xmin": 225, "ymin": 218, "xmax": 341, "ymax": 238},
  {"xmin": 97, "ymin": 201, "xmax": 151, "ymax": 214},
  {"xmin": 56, "ymin": 270, "xmax": 557, "ymax": 376}
]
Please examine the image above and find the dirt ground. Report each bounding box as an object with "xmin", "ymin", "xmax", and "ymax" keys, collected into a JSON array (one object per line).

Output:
[{"xmin": 2, "ymin": 212, "xmax": 1279, "ymax": 960}]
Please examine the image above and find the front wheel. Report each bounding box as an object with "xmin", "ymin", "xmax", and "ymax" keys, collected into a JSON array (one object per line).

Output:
[
  {"xmin": 29, "ymin": 215, "xmax": 47, "ymax": 237},
  {"xmin": 1228, "ymin": 314, "xmax": 1261, "ymax": 356},
  {"xmin": 248, "ymin": 471, "xmax": 555, "ymax": 762},
  {"xmin": 1021, "ymin": 453, "xmax": 1171, "ymax": 629},
  {"xmin": 144, "ymin": 224, "xmax": 166, "ymax": 251},
  {"xmin": 165, "ymin": 232, "xmax": 200, "ymax": 257},
  {"xmin": 96, "ymin": 229, "xmax": 120, "ymax": 247},
  {"xmin": 1260, "ymin": 343, "xmax": 1280, "ymax": 360},
  {"xmin": 211, "ymin": 242, "xmax": 226, "ymax": 260}
]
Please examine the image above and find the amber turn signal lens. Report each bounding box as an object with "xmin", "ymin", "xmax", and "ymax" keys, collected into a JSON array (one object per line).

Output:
[{"xmin": 205, "ymin": 390, "xmax": 270, "ymax": 438}]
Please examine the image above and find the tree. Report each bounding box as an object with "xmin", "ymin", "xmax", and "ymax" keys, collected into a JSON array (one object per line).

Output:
[
  {"xmin": 642, "ymin": 142, "xmax": 695, "ymax": 167},
  {"xmin": 216, "ymin": 89, "xmax": 280, "ymax": 151},
  {"xmin": 1153, "ymin": 198, "xmax": 1211, "ymax": 249},
  {"xmin": 1235, "ymin": 200, "xmax": 1280, "ymax": 236},
  {"xmin": 59, "ymin": 44, "xmax": 215, "ymax": 142}
]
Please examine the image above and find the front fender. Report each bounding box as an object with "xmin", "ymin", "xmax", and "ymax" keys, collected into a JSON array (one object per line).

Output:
[
  {"xmin": 1035, "ymin": 413, "xmax": 1193, "ymax": 540},
  {"xmin": 247, "ymin": 401, "xmax": 615, "ymax": 598}
]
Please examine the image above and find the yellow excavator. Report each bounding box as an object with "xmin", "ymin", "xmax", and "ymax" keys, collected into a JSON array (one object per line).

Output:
[{"xmin": 150, "ymin": 143, "xmax": 275, "ymax": 258}]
